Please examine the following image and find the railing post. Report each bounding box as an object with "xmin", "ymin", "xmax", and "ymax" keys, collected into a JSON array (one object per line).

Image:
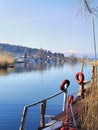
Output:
[
  {"xmin": 59, "ymin": 80, "xmax": 70, "ymax": 111},
  {"xmin": 75, "ymin": 72, "xmax": 84, "ymax": 98},
  {"xmin": 91, "ymin": 65, "xmax": 97, "ymax": 89},
  {"xmin": 91, "ymin": 66, "xmax": 95, "ymax": 79},
  {"xmin": 68, "ymin": 95, "xmax": 78, "ymax": 130},
  {"xmin": 40, "ymin": 100, "xmax": 46, "ymax": 128},
  {"xmin": 19, "ymin": 91, "xmax": 63, "ymax": 130},
  {"xmin": 79, "ymin": 83, "xmax": 84, "ymax": 98},
  {"xmin": 19, "ymin": 106, "xmax": 28, "ymax": 130},
  {"xmin": 63, "ymin": 88, "xmax": 67, "ymax": 111}
]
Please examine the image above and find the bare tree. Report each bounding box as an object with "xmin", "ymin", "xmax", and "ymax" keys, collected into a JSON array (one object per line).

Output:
[{"xmin": 80, "ymin": 0, "xmax": 98, "ymax": 16}]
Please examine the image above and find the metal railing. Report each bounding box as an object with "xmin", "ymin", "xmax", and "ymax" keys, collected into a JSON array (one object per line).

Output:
[
  {"xmin": 19, "ymin": 91, "xmax": 67, "ymax": 130},
  {"xmin": 19, "ymin": 68, "xmax": 94, "ymax": 130}
]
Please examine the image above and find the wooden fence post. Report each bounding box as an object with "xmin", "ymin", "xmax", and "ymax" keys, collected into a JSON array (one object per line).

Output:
[
  {"xmin": 78, "ymin": 83, "xmax": 84, "ymax": 98},
  {"xmin": 40, "ymin": 100, "xmax": 46, "ymax": 128},
  {"xmin": 19, "ymin": 106, "xmax": 28, "ymax": 130}
]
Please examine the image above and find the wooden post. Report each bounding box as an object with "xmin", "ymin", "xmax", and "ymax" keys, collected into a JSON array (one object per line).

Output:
[
  {"xmin": 95, "ymin": 65, "xmax": 97, "ymax": 87},
  {"xmin": 40, "ymin": 100, "xmax": 46, "ymax": 128},
  {"xmin": 91, "ymin": 66, "xmax": 95, "ymax": 79},
  {"xmin": 96, "ymin": 66, "xmax": 98, "ymax": 87},
  {"xmin": 19, "ymin": 106, "xmax": 28, "ymax": 130},
  {"xmin": 78, "ymin": 58, "xmax": 85, "ymax": 98},
  {"xmin": 79, "ymin": 83, "xmax": 84, "ymax": 98},
  {"xmin": 91, "ymin": 65, "xmax": 94, "ymax": 91},
  {"xmin": 91, "ymin": 65, "xmax": 97, "ymax": 89}
]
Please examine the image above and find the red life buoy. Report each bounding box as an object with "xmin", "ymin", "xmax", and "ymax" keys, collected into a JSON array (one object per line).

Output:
[
  {"xmin": 68, "ymin": 95, "xmax": 74, "ymax": 104},
  {"xmin": 60, "ymin": 80, "xmax": 70, "ymax": 91},
  {"xmin": 60, "ymin": 126, "xmax": 68, "ymax": 130},
  {"xmin": 75, "ymin": 72, "xmax": 84, "ymax": 84}
]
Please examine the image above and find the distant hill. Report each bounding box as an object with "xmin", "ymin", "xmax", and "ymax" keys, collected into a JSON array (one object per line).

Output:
[
  {"xmin": 0, "ymin": 43, "xmax": 65, "ymax": 61},
  {"xmin": 0, "ymin": 43, "xmax": 39, "ymax": 55}
]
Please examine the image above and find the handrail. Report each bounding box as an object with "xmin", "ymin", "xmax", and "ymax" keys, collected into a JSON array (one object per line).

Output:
[
  {"xmin": 19, "ymin": 91, "xmax": 64, "ymax": 130},
  {"xmin": 26, "ymin": 91, "xmax": 63, "ymax": 108},
  {"xmin": 19, "ymin": 79, "xmax": 91, "ymax": 130}
]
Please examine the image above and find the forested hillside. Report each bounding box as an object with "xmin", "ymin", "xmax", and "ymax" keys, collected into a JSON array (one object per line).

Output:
[
  {"xmin": 0, "ymin": 43, "xmax": 38, "ymax": 55},
  {"xmin": 0, "ymin": 43, "xmax": 65, "ymax": 60}
]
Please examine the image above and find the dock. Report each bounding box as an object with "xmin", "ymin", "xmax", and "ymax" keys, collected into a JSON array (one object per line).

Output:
[{"xmin": 19, "ymin": 61, "xmax": 98, "ymax": 130}]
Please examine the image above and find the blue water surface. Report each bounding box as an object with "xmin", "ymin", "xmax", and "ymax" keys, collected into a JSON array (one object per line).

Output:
[{"xmin": 0, "ymin": 62, "xmax": 91, "ymax": 130}]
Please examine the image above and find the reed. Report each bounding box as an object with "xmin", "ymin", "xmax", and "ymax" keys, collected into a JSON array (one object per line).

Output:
[
  {"xmin": 78, "ymin": 86, "xmax": 98, "ymax": 130},
  {"xmin": 0, "ymin": 53, "xmax": 14, "ymax": 68}
]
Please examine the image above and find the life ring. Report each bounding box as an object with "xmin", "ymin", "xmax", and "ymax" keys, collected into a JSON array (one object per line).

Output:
[
  {"xmin": 68, "ymin": 95, "xmax": 74, "ymax": 104},
  {"xmin": 60, "ymin": 126, "xmax": 68, "ymax": 130},
  {"xmin": 60, "ymin": 79, "xmax": 70, "ymax": 91},
  {"xmin": 75, "ymin": 72, "xmax": 84, "ymax": 84}
]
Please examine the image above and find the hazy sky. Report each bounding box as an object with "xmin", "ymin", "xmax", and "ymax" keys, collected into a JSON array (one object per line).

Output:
[{"xmin": 0, "ymin": 0, "xmax": 98, "ymax": 55}]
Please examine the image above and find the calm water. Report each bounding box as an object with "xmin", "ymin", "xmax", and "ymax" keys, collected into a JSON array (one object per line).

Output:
[{"xmin": 0, "ymin": 62, "xmax": 91, "ymax": 130}]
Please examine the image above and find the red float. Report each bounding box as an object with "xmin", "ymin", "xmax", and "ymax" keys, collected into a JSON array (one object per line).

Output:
[
  {"xmin": 60, "ymin": 79, "xmax": 70, "ymax": 91},
  {"xmin": 68, "ymin": 95, "xmax": 74, "ymax": 104},
  {"xmin": 60, "ymin": 126, "xmax": 68, "ymax": 130},
  {"xmin": 75, "ymin": 72, "xmax": 84, "ymax": 84}
]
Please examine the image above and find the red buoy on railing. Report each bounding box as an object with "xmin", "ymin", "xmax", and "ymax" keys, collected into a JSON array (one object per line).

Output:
[
  {"xmin": 75, "ymin": 72, "xmax": 84, "ymax": 84},
  {"xmin": 60, "ymin": 79, "xmax": 70, "ymax": 91},
  {"xmin": 60, "ymin": 126, "xmax": 68, "ymax": 130},
  {"xmin": 68, "ymin": 95, "xmax": 74, "ymax": 104}
]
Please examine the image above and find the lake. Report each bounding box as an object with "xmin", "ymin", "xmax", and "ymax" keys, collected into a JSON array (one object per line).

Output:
[{"xmin": 0, "ymin": 62, "xmax": 91, "ymax": 130}]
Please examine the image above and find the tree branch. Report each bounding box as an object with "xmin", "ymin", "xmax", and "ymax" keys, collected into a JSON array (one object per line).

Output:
[{"xmin": 84, "ymin": 0, "xmax": 93, "ymax": 13}]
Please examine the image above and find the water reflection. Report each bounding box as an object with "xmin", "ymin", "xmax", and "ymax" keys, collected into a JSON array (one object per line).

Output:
[
  {"xmin": 0, "ymin": 62, "xmax": 66, "ymax": 76},
  {"xmin": 0, "ymin": 61, "xmax": 84, "ymax": 76},
  {"xmin": 0, "ymin": 67, "xmax": 14, "ymax": 76}
]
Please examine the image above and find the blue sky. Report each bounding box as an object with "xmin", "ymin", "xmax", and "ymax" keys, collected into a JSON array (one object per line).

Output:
[{"xmin": 0, "ymin": 0, "xmax": 98, "ymax": 55}]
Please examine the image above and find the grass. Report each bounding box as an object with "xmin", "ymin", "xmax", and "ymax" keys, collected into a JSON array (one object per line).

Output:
[
  {"xmin": 0, "ymin": 53, "xmax": 14, "ymax": 68},
  {"xmin": 78, "ymin": 80, "xmax": 98, "ymax": 130}
]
